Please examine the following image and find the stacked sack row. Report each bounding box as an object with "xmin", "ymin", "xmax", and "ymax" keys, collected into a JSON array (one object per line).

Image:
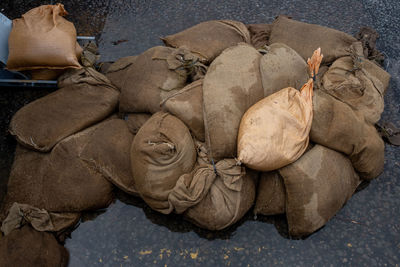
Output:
[{"xmin": 0, "ymin": 6, "xmax": 390, "ymax": 265}]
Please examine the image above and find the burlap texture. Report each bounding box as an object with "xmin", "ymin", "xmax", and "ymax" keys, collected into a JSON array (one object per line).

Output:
[
  {"xmin": 105, "ymin": 56, "xmax": 137, "ymax": 90},
  {"xmin": 247, "ymin": 24, "xmax": 272, "ymax": 49},
  {"xmin": 124, "ymin": 113, "xmax": 152, "ymax": 135},
  {"xmin": 254, "ymin": 171, "xmax": 286, "ymax": 216}
]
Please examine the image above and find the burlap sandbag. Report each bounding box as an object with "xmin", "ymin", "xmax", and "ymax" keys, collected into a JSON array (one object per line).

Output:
[
  {"xmin": 9, "ymin": 68, "xmax": 119, "ymax": 152},
  {"xmin": 105, "ymin": 56, "xmax": 137, "ymax": 90},
  {"xmin": 161, "ymin": 79, "xmax": 205, "ymax": 141},
  {"xmin": 260, "ymin": 43, "xmax": 309, "ymax": 97},
  {"xmin": 203, "ymin": 43, "xmax": 264, "ymax": 160},
  {"xmin": 119, "ymin": 47, "xmax": 204, "ymax": 114},
  {"xmin": 254, "ymin": 171, "xmax": 286, "ymax": 216},
  {"xmin": 279, "ymin": 145, "xmax": 360, "ymax": 237},
  {"xmin": 269, "ymin": 16, "xmax": 357, "ymax": 64},
  {"xmin": 131, "ymin": 112, "xmax": 196, "ymax": 214},
  {"xmin": 247, "ymin": 24, "xmax": 272, "ymax": 49},
  {"xmin": 1, "ymin": 203, "xmax": 80, "ymax": 236},
  {"xmin": 6, "ymin": 4, "xmax": 81, "ymax": 71},
  {"xmin": 0, "ymin": 225, "xmax": 69, "ymax": 267},
  {"xmin": 79, "ymin": 119, "xmax": 138, "ymax": 196},
  {"xmin": 1, "ymin": 125, "xmax": 114, "ymax": 217},
  {"xmin": 183, "ymin": 159, "xmax": 257, "ymax": 231},
  {"xmin": 162, "ymin": 20, "xmax": 251, "ymax": 63},
  {"xmin": 311, "ymin": 90, "xmax": 385, "ymax": 180},
  {"xmin": 322, "ymin": 43, "xmax": 391, "ymax": 124},
  {"xmin": 123, "ymin": 113, "xmax": 152, "ymax": 135}
]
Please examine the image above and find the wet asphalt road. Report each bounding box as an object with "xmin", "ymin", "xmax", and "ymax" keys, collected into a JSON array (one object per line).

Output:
[{"xmin": 0, "ymin": 0, "xmax": 399, "ymax": 266}]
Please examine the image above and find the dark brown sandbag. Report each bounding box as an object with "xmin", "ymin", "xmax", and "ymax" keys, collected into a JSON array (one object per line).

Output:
[
  {"xmin": 0, "ymin": 225, "xmax": 69, "ymax": 267},
  {"xmin": 322, "ymin": 43, "xmax": 391, "ymax": 124},
  {"xmin": 279, "ymin": 145, "xmax": 360, "ymax": 237},
  {"xmin": 161, "ymin": 79, "xmax": 205, "ymax": 141},
  {"xmin": 355, "ymin": 27, "xmax": 385, "ymax": 65},
  {"xmin": 260, "ymin": 43, "xmax": 309, "ymax": 97},
  {"xmin": 162, "ymin": 20, "xmax": 251, "ymax": 63},
  {"xmin": 203, "ymin": 43, "xmax": 264, "ymax": 160},
  {"xmin": 1, "ymin": 203, "xmax": 80, "ymax": 236},
  {"xmin": 269, "ymin": 16, "xmax": 357, "ymax": 64},
  {"xmin": 247, "ymin": 24, "xmax": 272, "ymax": 49},
  {"xmin": 254, "ymin": 171, "xmax": 286, "ymax": 216},
  {"xmin": 119, "ymin": 46, "xmax": 205, "ymax": 114},
  {"xmin": 131, "ymin": 112, "xmax": 196, "ymax": 214},
  {"xmin": 80, "ymin": 119, "xmax": 138, "ymax": 196},
  {"xmin": 183, "ymin": 159, "xmax": 257, "ymax": 230},
  {"xmin": 9, "ymin": 68, "xmax": 119, "ymax": 152},
  {"xmin": 123, "ymin": 113, "xmax": 152, "ymax": 135},
  {"xmin": 311, "ymin": 90, "xmax": 385, "ymax": 180},
  {"xmin": 1, "ymin": 124, "xmax": 114, "ymax": 217},
  {"xmin": 105, "ymin": 56, "xmax": 137, "ymax": 90}
]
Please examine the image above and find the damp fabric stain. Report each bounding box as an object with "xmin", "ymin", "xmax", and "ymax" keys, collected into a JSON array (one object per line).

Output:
[{"xmin": 0, "ymin": 0, "xmax": 399, "ymax": 266}]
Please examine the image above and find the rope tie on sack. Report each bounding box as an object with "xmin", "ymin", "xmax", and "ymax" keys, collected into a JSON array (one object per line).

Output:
[{"xmin": 211, "ymin": 158, "xmax": 218, "ymax": 176}]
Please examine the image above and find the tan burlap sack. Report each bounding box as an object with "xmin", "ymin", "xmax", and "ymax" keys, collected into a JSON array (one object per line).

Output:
[
  {"xmin": 183, "ymin": 159, "xmax": 257, "ymax": 231},
  {"xmin": 0, "ymin": 225, "xmax": 69, "ymax": 267},
  {"xmin": 279, "ymin": 145, "xmax": 360, "ymax": 237},
  {"xmin": 79, "ymin": 119, "xmax": 138, "ymax": 196},
  {"xmin": 9, "ymin": 68, "xmax": 119, "ymax": 152},
  {"xmin": 130, "ymin": 112, "xmax": 196, "ymax": 214},
  {"xmin": 1, "ymin": 203, "xmax": 80, "ymax": 236},
  {"xmin": 254, "ymin": 171, "xmax": 286, "ymax": 216},
  {"xmin": 310, "ymin": 90, "xmax": 385, "ymax": 180},
  {"xmin": 123, "ymin": 113, "xmax": 152, "ymax": 135},
  {"xmin": 269, "ymin": 16, "xmax": 357, "ymax": 64},
  {"xmin": 6, "ymin": 4, "xmax": 81, "ymax": 71},
  {"xmin": 260, "ymin": 43, "xmax": 309, "ymax": 97},
  {"xmin": 322, "ymin": 43, "xmax": 391, "ymax": 124},
  {"xmin": 203, "ymin": 43, "xmax": 264, "ymax": 160},
  {"xmin": 105, "ymin": 56, "xmax": 137, "ymax": 90},
  {"xmin": 246, "ymin": 24, "xmax": 272, "ymax": 49},
  {"xmin": 119, "ymin": 47, "xmax": 204, "ymax": 114},
  {"xmin": 237, "ymin": 49, "xmax": 322, "ymax": 171},
  {"xmin": 162, "ymin": 20, "xmax": 251, "ymax": 63},
  {"xmin": 162, "ymin": 79, "xmax": 205, "ymax": 141}
]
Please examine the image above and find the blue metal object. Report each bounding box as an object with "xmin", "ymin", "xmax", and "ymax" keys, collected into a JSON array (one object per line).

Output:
[{"xmin": 0, "ymin": 12, "xmax": 12, "ymax": 65}]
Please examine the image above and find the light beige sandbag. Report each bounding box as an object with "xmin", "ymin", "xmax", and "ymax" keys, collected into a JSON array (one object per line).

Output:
[
  {"xmin": 247, "ymin": 24, "xmax": 272, "ymax": 49},
  {"xmin": 130, "ymin": 112, "xmax": 196, "ymax": 214},
  {"xmin": 6, "ymin": 4, "xmax": 81, "ymax": 71},
  {"xmin": 9, "ymin": 68, "xmax": 119, "ymax": 152},
  {"xmin": 279, "ymin": 145, "xmax": 360, "ymax": 237},
  {"xmin": 119, "ymin": 46, "xmax": 204, "ymax": 114},
  {"xmin": 105, "ymin": 56, "xmax": 137, "ymax": 90},
  {"xmin": 123, "ymin": 113, "xmax": 152, "ymax": 135},
  {"xmin": 162, "ymin": 20, "xmax": 251, "ymax": 63},
  {"xmin": 269, "ymin": 16, "xmax": 357, "ymax": 64},
  {"xmin": 322, "ymin": 43, "xmax": 391, "ymax": 124},
  {"xmin": 183, "ymin": 159, "xmax": 257, "ymax": 230},
  {"xmin": 203, "ymin": 43, "xmax": 264, "ymax": 160},
  {"xmin": 1, "ymin": 203, "xmax": 80, "ymax": 236},
  {"xmin": 260, "ymin": 43, "xmax": 309, "ymax": 97},
  {"xmin": 310, "ymin": 90, "xmax": 385, "ymax": 180},
  {"xmin": 254, "ymin": 171, "xmax": 286, "ymax": 216},
  {"xmin": 162, "ymin": 79, "xmax": 205, "ymax": 141}
]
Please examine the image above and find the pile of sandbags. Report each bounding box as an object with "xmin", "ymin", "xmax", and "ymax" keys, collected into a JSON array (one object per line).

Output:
[{"xmin": 1, "ymin": 11, "xmax": 392, "ymax": 265}]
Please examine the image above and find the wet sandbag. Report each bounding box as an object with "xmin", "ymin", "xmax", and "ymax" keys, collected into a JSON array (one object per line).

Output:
[
  {"xmin": 0, "ymin": 225, "xmax": 69, "ymax": 267},
  {"xmin": 123, "ymin": 113, "xmax": 152, "ymax": 135},
  {"xmin": 9, "ymin": 68, "xmax": 119, "ymax": 152},
  {"xmin": 162, "ymin": 79, "xmax": 205, "ymax": 141},
  {"xmin": 162, "ymin": 20, "xmax": 251, "ymax": 63},
  {"xmin": 260, "ymin": 43, "xmax": 309, "ymax": 97},
  {"xmin": 269, "ymin": 16, "xmax": 357, "ymax": 64},
  {"xmin": 254, "ymin": 171, "xmax": 286, "ymax": 216},
  {"xmin": 203, "ymin": 43, "xmax": 264, "ymax": 160},
  {"xmin": 322, "ymin": 43, "xmax": 391, "ymax": 124},
  {"xmin": 131, "ymin": 112, "xmax": 196, "ymax": 214},
  {"xmin": 79, "ymin": 119, "xmax": 138, "ymax": 196},
  {"xmin": 311, "ymin": 90, "xmax": 385, "ymax": 180},
  {"xmin": 105, "ymin": 56, "xmax": 137, "ymax": 90},
  {"xmin": 247, "ymin": 24, "xmax": 272, "ymax": 49},
  {"xmin": 119, "ymin": 46, "xmax": 204, "ymax": 114},
  {"xmin": 6, "ymin": 4, "xmax": 81, "ymax": 71},
  {"xmin": 279, "ymin": 145, "xmax": 360, "ymax": 237},
  {"xmin": 184, "ymin": 159, "xmax": 257, "ymax": 230},
  {"xmin": 1, "ymin": 203, "xmax": 80, "ymax": 236}
]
